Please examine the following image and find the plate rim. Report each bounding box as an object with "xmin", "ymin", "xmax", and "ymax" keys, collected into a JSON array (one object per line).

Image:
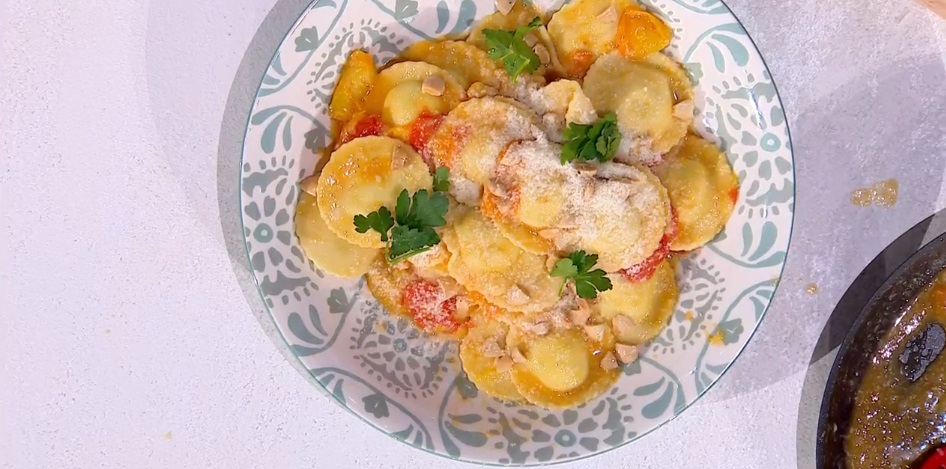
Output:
[{"xmin": 237, "ymin": 0, "xmax": 796, "ymax": 464}]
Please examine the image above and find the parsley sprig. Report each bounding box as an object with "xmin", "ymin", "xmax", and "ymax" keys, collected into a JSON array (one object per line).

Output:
[
  {"xmin": 561, "ymin": 112, "xmax": 622, "ymax": 164},
  {"xmin": 353, "ymin": 167, "xmax": 452, "ymax": 263},
  {"xmin": 482, "ymin": 17, "xmax": 544, "ymax": 82},
  {"xmin": 550, "ymin": 250, "xmax": 613, "ymax": 299}
]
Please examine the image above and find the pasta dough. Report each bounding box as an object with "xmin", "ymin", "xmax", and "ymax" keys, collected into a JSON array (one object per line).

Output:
[
  {"xmin": 509, "ymin": 328, "xmax": 620, "ymax": 407},
  {"xmin": 362, "ymin": 61, "xmax": 466, "ymax": 126},
  {"xmin": 365, "ymin": 257, "xmax": 416, "ymax": 318},
  {"xmin": 426, "ymin": 98, "xmax": 544, "ymax": 198},
  {"xmin": 653, "ymin": 134, "xmax": 738, "ymax": 251},
  {"xmin": 583, "ymin": 52, "xmax": 689, "ymax": 164},
  {"xmin": 444, "ymin": 211, "xmax": 559, "ymax": 313},
  {"xmin": 559, "ymin": 163, "xmax": 672, "ymax": 272},
  {"xmin": 316, "ymin": 136, "xmax": 433, "ymax": 248},
  {"xmin": 295, "ymin": 192, "xmax": 380, "ymax": 277},
  {"xmin": 594, "ymin": 259, "xmax": 678, "ymax": 344},
  {"xmin": 547, "ymin": 0, "xmax": 634, "ymax": 77},
  {"xmin": 459, "ymin": 318, "xmax": 523, "ymax": 402},
  {"xmin": 400, "ymin": 40, "xmax": 507, "ymax": 89}
]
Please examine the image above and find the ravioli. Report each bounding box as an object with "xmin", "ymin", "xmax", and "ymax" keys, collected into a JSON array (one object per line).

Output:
[
  {"xmin": 490, "ymin": 139, "xmax": 578, "ymax": 229},
  {"xmin": 459, "ymin": 318, "xmax": 523, "ymax": 402},
  {"xmin": 444, "ymin": 211, "xmax": 559, "ymax": 313},
  {"xmin": 653, "ymin": 134, "xmax": 739, "ymax": 251},
  {"xmin": 400, "ymin": 40, "xmax": 507, "ymax": 90},
  {"xmin": 365, "ymin": 257, "xmax": 417, "ymax": 318},
  {"xmin": 583, "ymin": 52, "xmax": 689, "ymax": 164},
  {"xmin": 594, "ymin": 259, "xmax": 678, "ymax": 344},
  {"xmin": 557, "ymin": 163, "xmax": 672, "ymax": 272},
  {"xmin": 361, "ymin": 61, "xmax": 466, "ymax": 126},
  {"xmin": 316, "ymin": 136, "xmax": 433, "ymax": 248},
  {"xmin": 426, "ymin": 98, "xmax": 544, "ymax": 200},
  {"xmin": 547, "ymin": 0, "xmax": 634, "ymax": 77},
  {"xmin": 509, "ymin": 328, "xmax": 620, "ymax": 407},
  {"xmin": 295, "ymin": 192, "xmax": 380, "ymax": 277},
  {"xmin": 467, "ymin": 1, "xmax": 562, "ymax": 77}
]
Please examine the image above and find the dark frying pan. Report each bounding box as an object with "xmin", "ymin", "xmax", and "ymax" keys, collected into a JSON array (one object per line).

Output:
[{"xmin": 817, "ymin": 230, "xmax": 946, "ymax": 468}]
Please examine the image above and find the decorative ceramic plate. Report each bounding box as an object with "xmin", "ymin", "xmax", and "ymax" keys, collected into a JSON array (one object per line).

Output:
[{"xmin": 240, "ymin": 0, "xmax": 794, "ymax": 464}]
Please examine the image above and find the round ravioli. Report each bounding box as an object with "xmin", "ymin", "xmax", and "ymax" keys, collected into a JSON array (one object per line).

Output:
[
  {"xmin": 467, "ymin": 2, "xmax": 560, "ymax": 77},
  {"xmin": 362, "ymin": 61, "xmax": 466, "ymax": 126},
  {"xmin": 491, "ymin": 139, "xmax": 580, "ymax": 229},
  {"xmin": 653, "ymin": 134, "xmax": 739, "ymax": 251},
  {"xmin": 365, "ymin": 257, "xmax": 416, "ymax": 318},
  {"xmin": 494, "ymin": 218, "xmax": 553, "ymax": 255},
  {"xmin": 407, "ymin": 242, "xmax": 452, "ymax": 279},
  {"xmin": 509, "ymin": 328, "xmax": 619, "ymax": 408},
  {"xmin": 583, "ymin": 52, "xmax": 688, "ymax": 163},
  {"xmin": 547, "ymin": 0, "xmax": 634, "ymax": 77},
  {"xmin": 459, "ymin": 319, "xmax": 523, "ymax": 402},
  {"xmin": 400, "ymin": 40, "xmax": 507, "ymax": 90},
  {"xmin": 444, "ymin": 211, "xmax": 560, "ymax": 313},
  {"xmin": 594, "ymin": 259, "xmax": 678, "ymax": 344},
  {"xmin": 558, "ymin": 163, "xmax": 671, "ymax": 272},
  {"xmin": 317, "ymin": 136, "xmax": 432, "ymax": 248},
  {"xmin": 426, "ymin": 98, "xmax": 543, "ymax": 194},
  {"xmin": 295, "ymin": 192, "xmax": 380, "ymax": 277}
]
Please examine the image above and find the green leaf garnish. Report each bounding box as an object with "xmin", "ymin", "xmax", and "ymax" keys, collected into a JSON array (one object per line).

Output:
[
  {"xmin": 550, "ymin": 250, "xmax": 613, "ymax": 299},
  {"xmin": 561, "ymin": 112, "xmax": 622, "ymax": 164},
  {"xmin": 353, "ymin": 206, "xmax": 394, "ymax": 242},
  {"xmin": 433, "ymin": 166, "xmax": 451, "ymax": 192},
  {"xmin": 353, "ymin": 184, "xmax": 450, "ymax": 263},
  {"xmin": 482, "ymin": 16, "xmax": 544, "ymax": 82}
]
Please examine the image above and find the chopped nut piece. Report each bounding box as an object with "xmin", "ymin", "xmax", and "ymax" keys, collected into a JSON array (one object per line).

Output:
[
  {"xmin": 495, "ymin": 356, "xmax": 514, "ymax": 373},
  {"xmin": 600, "ymin": 352, "xmax": 619, "ymax": 371},
  {"xmin": 529, "ymin": 321, "xmax": 550, "ymax": 336},
  {"xmin": 524, "ymin": 33, "xmax": 540, "ymax": 48},
  {"xmin": 507, "ymin": 285, "xmax": 531, "ymax": 305},
  {"xmin": 584, "ymin": 324, "xmax": 606, "ymax": 342},
  {"xmin": 421, "ymin": 75, "xmax": 446, "ymax": 97},
  {"xmin": 545, "ymin": 255, "xmax": 559, "ymax": 271},
  {"xmin": 574, "ymin": 162, "xmax": 597, "ymax": 176},
  {"xmin": 616, "ymin": 343, "xmax": 639, "ymax": 364},
  {"xmin": 547, "ymin": 310, "xmax": 569, "ymax": 329},
  {"xmin": 454, "ymin": 297, "xmax": 471, "ymax": 321},
  {"xmin": 612, "ymin": 315, "xmax": 635, "ymax": 337},
  {"xmin": 533, "ymin": 44, "xmax": 551, "ymax": 66},
  {"xmin": 468, "ymin": 82, "xmax": 499, "ymax": 98},
  {"xmin": 391, "ymin": 145, "xmax": 410, "ymax": 169},
  {"xmin": 299, "ymin": 176, "xmax": 319, "ymax": 196},
  {"xmin": 569, "ymin": 308, "xmax": 590, "ymax": 326},
  {"xmin": 597, "ymin": 5, "xmax": 618, "ymax": 22},
  {"xmin": 481, "ymin": 337, "xmax": 505, "ymax": 358},
  {"xmin": 583, "ymin": 182, "xmax": 595, "ymax": 200},
  {"xmin": 510, "ymin": 345, "xmax": 527, "ymax": 363},
  {"xmin": 673, "ymin": 100, "xmax": 695, "ymax": 120},
  {"xmin": 538, "ymin": 228, "xmax": 561, "ymax": 239},
  {"xmin": 495, "ymin": 0, "xmax": 516, "ymax": 15}
]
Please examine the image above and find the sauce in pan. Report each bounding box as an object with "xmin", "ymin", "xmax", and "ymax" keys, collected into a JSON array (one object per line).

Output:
[{"xmin": 847, "ymin": 271, "xmax": 946, "ymax": 468}]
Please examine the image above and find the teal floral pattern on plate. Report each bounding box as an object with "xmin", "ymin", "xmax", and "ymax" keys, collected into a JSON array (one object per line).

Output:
[{"xmin": 239, "ymin": 0, "xmax": 794, "ymax": 465}]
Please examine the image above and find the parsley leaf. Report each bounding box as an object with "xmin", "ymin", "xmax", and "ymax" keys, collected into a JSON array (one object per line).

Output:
[
  {"xmin": 389, "ymin": 226, "xmax": 440, "ymax": 261},
  {"xmin": 482, "ymin": 17, "xmax": 544, "ymax": 81},
  {"xmin": 353, "ymin": 206, "xmax": 394, "ymax": 242},
  {"xmin": 550, "ymin": 250, "xmax": 613, "ymax": 299},
  {"xmin": 353, "ymin": 186, "xmax": 450, "ymax": 263},
  {"xmin": 433, "ymin": 166, "xmax": 451, "ymax": 192},
  {"xmin": 400, "ymin": 189, "xmax": 448, "ymax": 229},
  {"xmin": 560, "ymin": 112, "xmax": 622, "ymax": 164}
]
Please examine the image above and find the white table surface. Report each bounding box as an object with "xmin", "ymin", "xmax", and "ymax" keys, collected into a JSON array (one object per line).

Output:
[{"xmin": 4, "ymin": 0, "xmax": 946, "ymax": 467}]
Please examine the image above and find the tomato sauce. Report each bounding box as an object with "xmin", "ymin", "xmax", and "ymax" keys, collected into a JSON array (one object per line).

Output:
[
  {"xmin": 339, "ymin": 114, "xmax": 385, "ymax": 146},
  {"xmin": 408, "ymin": 112, "xmax": 444, "ymax": 165},
  {"xmin": 401, "ymin": 280, "xmax": 460, "ymax": 334}
]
